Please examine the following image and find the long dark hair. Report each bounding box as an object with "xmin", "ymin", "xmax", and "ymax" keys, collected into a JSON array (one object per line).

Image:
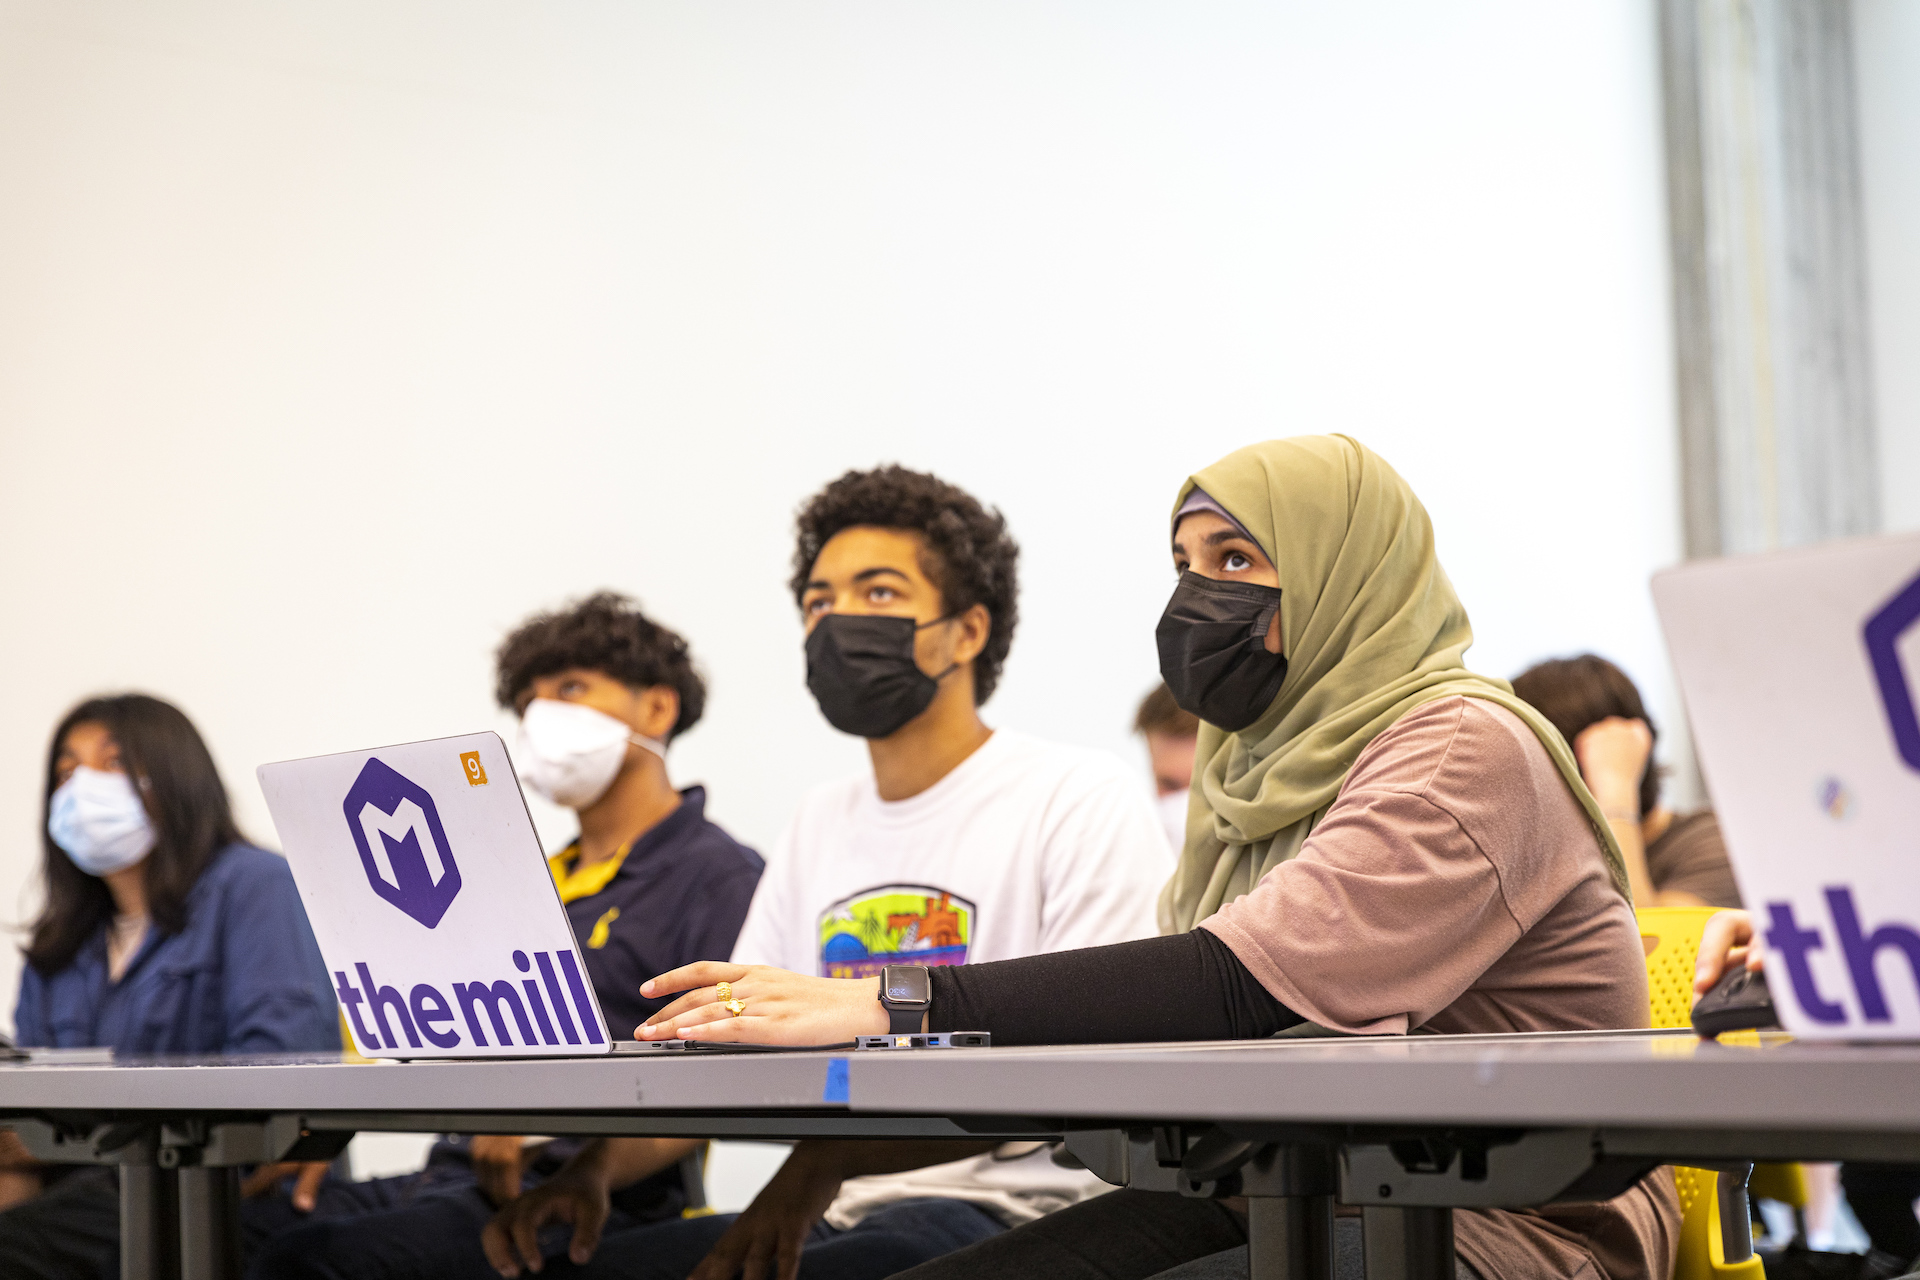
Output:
[{"xmin": 25, "ymin": 695, "xmax": 244, "ymax": 975}]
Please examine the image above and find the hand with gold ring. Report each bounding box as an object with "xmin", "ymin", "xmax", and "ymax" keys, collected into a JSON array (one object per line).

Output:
[{"xmin": 637, "ymin": 962, "xmax": 894, "ymax": 1045}]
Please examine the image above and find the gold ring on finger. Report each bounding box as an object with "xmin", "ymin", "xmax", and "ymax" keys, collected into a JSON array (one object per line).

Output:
[
  {"xmin": 715, "ymin": 981, "xmax": 732, "ymax": 1003},
  {"xmin": 721, "ymin": 997, "xmax": 746, "ymax": 1017}
]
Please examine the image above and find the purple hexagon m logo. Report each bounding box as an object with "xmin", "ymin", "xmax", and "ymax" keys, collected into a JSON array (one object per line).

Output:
[
  {"xmin": 342, "ymin": 757, "xmax": 462, "ymax": 928},
  {"xmin": 1864, "ymin": 566, "xmax": 1920, "ymax": 775}
]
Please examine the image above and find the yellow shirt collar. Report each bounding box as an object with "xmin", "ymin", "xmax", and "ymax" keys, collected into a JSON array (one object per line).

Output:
[{"xmin": 547, "ymin": 840, "xmax": 631, "ymax": 905}]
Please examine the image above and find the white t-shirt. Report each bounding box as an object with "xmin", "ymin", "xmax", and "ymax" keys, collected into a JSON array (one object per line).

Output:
[{"xmin": 732, "ymin": 727, "xmax": 1167, "ymax": 1227}]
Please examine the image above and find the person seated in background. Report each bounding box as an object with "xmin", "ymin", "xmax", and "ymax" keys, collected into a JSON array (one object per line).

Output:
[
  {"xmin": 249, "ymin": 593, "xmax": 764, "ymax": 1280},
  {"xmin": 1134, "ymin": 681, "xmax": 1199, "ymax": 856},
  {"xmin": 1512, "ymin": 653, "xmax": 1742, "ymax": 909},
  {"xmin": 484, "ymin": 465, "xmax": 1169, "ymax": 1280},
  {"xmin": 0, "ymin": 694, "xmax": 339, "ymax": 1280},
  {"xmin": 1694, "ymin": 912, "xmax": 1920, "ymax": 1273},
  {"xmin": 635, "ymin": 437, "xmax": 1680, "ymax": 1280}
]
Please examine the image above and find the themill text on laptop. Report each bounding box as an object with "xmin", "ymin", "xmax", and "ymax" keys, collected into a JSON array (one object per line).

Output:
[
  {"xmin": 259, "ymin": 732, "xmax": 612, "ymax": 1058},
  {"xmin": 1655, "ymin": 531, "xmax": 1920, "ymax": 1041}
]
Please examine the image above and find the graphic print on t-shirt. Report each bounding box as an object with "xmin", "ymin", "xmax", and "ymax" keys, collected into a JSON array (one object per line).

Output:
[{"xmin": 818, "ymin": 884, "xmax": 975, "ymax": 978}]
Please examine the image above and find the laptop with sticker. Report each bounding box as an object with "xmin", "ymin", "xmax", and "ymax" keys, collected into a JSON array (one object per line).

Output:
[
  {"xmin": 258, "ymin": 732, "xmax": 612, "ymax": 1058},
  {"xmin": 1653, "ymin": 530, "xmax": 1920, "ymax": 1041}
]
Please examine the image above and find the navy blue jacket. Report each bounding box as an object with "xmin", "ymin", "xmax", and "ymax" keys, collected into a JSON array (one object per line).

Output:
[
  {"xmin": 14, "ymin": 843, "xmax": 338, "ymax": 1055},
  {"xmin": 561, "ymin": 786, "xmax": 764, "ymax": 1041}
]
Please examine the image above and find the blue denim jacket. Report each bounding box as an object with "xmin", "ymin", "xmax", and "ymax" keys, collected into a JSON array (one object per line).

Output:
[{"xmin": 13, "ymin": 842, "xmax": 338, "ymax": 1055}]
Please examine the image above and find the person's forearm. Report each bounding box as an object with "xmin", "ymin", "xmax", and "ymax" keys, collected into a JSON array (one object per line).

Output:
[
  {"xmin": 1605, "ymin": 816, "xmax": 1656, "ymax": 904},
  {"xmin": 787, "ymin": 1138, "xmax": 1000, "ymax": 1182},
  {"xmin": 927, "ymin": 929, "xmax": 1299, "ymax": 1046},
  {"xmin": 0, "ymin": 1130, "xmax": 40, "ymax": 1173},
  {"xmin": 568, "ymin": 1136, "xmax": 703, "ymax": 1189},
  {"xmin": 0, "ymin": 1168, "xmax": 39, "ymax": 1212},
  {"xmin": 1588, "ymin": 781, "xmax": 1656, "ymax": 904},
  {"xmin": 1573, "ymin": 720, "xmax": 1660, "ymax": 905},
  {"xmin": 0, "ymin": 1130, "xmax": 45, "ymax": 1214}
]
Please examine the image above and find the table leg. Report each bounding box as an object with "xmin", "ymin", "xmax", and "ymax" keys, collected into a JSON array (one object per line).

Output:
[
  {"xmin": 1716, "ymin": 1164, "xmax": 1755, "ymax": 1264},
  {"xmin": 1247, "ymin": 1194, "xmax": 1334, "ymax": 1280},
  {"xmin": 1361, "ymin": 1206, "xmax": 1454, "ymax": 1280},
  {"xmin": 177, "ymin": 1166, "xmax": 241, "ymax": 1280},
  {"xmin": 120, "ymin": 1164, "xmax": 179, "ymax": 1280}
]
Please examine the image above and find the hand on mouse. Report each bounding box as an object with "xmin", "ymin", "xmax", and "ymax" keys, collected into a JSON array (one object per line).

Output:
[{"xmin": 1692, "ymin": 909, "xmax": 1762, "ymax": 1000}]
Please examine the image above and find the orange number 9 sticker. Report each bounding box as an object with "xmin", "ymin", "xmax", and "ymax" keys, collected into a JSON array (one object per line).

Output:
[{"xmin": 460, "ymin": 751, "xmax": 488, "ymax": 786}]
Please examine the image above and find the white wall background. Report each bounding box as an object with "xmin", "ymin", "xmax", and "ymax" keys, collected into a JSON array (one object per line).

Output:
[
  {"xmin": 0, "ymin": 0, "xmax": 1683, "ymax": 1047},
  {"xmin": 1855, "ymin": 0, "xmax": 1920, "ymax": 534}
]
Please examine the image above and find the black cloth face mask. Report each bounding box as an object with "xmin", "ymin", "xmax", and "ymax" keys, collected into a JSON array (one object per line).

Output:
[
  {"xmin": 805, "ymin": 613, "xmax": 958, "ymax": 739},
  {"xmin": 1156, "ymin": 572, "xmax": 1288, "ymax": 733}
]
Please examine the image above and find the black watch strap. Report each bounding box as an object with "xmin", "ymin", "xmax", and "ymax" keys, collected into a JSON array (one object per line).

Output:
[{"xmin": 879, "ymin": 964, "xmax": 931, "ymax": 1034}]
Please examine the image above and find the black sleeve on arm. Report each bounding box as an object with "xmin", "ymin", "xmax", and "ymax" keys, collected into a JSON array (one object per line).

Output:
[{"xmin": 927, "ymin": 929, "xmax": 1301, "ymax": 1046}]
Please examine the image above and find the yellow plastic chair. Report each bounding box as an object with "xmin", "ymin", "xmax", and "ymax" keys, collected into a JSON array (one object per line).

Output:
[
  {"xmin": 1638, "ymin": 909, "xmax": 1812, "ymax": 1209},
  {"xmin": 1673, "ymin": 1165, "xmax": 1767, "ymax": 1280},
  {"xmin": 1639, "ymin": 908, "xmax": 1767, "ymax": 1280},
  {"xmin": 1748, "ymin": 1161, "xmax": 1809, "ymax": 1217},
  {"xmin": 1640, "ymin": 907, "xmax": 1723, "ymax": 1029}
]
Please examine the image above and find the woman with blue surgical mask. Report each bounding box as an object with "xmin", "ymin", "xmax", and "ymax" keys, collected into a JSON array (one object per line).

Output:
[{"xmin": 0, "ymin": 694, "xmax": 338, "ymax": 1280}]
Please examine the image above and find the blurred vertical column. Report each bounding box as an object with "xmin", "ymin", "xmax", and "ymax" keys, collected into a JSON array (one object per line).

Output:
[{"xmin": 1658, "ymin": 0, "xmax": 1879, "ymax": 557}]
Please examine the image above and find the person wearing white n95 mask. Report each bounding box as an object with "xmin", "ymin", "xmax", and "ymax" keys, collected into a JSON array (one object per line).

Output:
[
  {"xmin": 47, "ymin": 766, "xmax": 156, "ymax": 876},
  {"xmin": 245, "ymin": 592, "xmax": 765, "ymax": 1280},
  {"xmin": 515, "ymin": 698, "xmax": 668, "ymax": 810},
  {"xmin": 1133, "ymin": 682, "xmax": 1200, "ymax": 858}
]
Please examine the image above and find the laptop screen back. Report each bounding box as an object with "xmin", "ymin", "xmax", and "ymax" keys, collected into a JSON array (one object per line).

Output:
[
  {"xmin": 1654, "ymin": 531, "xmax": 1920, "ymax": 1040},
  {"xmin": 259, "ymin": 731, "xmax": 611, "ymax": 1058}
]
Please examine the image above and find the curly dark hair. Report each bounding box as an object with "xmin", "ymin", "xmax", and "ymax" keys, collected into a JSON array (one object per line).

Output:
[
  {"xmin": 1511, "ymin": 653, "xmax": 1661, "ymax": 816},
  {"xmin": 790, "ymin": 465, "xmax": 1020, "ymax": 705},
  {"xmin": 494, "ymin": 592, "xmax": 707, "ymax": 740}
]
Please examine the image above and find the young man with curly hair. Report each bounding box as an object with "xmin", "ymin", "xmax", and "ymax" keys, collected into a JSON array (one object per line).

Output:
[
  {"xmin": 485, "ymin": 467, "xmax": 1169, "ymax": 1280},
  {"xmin": 248, "ymin": 594, "xmax": 763, "ymax": 1280}
]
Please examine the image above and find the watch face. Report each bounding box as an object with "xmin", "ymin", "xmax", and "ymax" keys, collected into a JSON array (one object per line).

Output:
[{"xmin": 884, "ymin": 967, "xmax": 930, "ymax": 1005}]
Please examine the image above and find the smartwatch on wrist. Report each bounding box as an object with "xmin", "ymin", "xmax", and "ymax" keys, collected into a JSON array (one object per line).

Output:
[{"xmin": 879, "ymin": 964, "xmax": 931, "ymax": 1034}]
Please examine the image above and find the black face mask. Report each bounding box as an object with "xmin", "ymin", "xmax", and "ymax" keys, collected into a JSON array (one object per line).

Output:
[
  {"xmin": 805, "ymin": 613, "xmax": 958, "ymax": 739},
  {"xmin": 1156, "ymin": 572, "xmax": 1288, "ymax": 732}
]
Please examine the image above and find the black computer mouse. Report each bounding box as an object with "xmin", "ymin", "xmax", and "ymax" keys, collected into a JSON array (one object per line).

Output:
[{"xmin": 1690, "ymin": 964, "xmax": 1779, "ymax": 1037}]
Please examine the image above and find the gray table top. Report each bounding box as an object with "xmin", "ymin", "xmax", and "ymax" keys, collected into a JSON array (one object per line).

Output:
[
  {"xmin": 850, "ymin": 1029, "xmax": 1920, "ymax": 1135},
  {"xmin": 1, "ymin": 1031, "xmax": 1915, "ymax": 1157},
  {"xmin": 0, "ymin": 1048, "xmax": 833, "ymax": 1112}
]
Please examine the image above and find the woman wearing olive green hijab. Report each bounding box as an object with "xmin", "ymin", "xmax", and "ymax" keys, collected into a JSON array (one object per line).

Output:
[
  {"xmin": 637, "ymin": 436, "xmax": 1677, "ymax": 1280},
  {"xmin": 1158, "ymin": 433, "xmax": 1633, "ymax": 936}
]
